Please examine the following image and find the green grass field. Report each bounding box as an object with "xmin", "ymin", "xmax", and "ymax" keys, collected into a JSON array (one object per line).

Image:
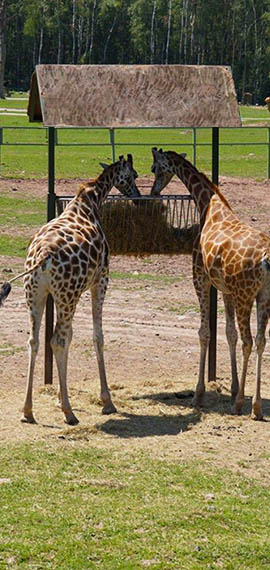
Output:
[
  {"xmin": 0, "ymin": 442, "xmax": 270, "ymax": 569},
  {"xmin": 0, "ymin": 96, "xmax": 270, "ymax": 179}
]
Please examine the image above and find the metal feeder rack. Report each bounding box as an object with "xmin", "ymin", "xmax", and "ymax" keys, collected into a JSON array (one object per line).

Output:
[{"xmin": 56, "ymin": 194, "xmax": 199, "ymax": 256}]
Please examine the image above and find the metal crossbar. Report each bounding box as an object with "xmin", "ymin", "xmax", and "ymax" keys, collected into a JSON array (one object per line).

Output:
[{"xmin": 1, "ymin": 125, "xmax": 270, "ymax": 178}]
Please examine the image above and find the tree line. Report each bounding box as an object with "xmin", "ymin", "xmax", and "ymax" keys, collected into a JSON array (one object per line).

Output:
[{"xmin": 1, "ymin": 0, "xmax": 270, "ymax": 104}]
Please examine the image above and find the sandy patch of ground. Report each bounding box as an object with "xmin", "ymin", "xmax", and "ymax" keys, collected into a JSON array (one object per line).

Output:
[{"xmin": 1, "ymin": 175, "xmax": 270, "ymax": 483}]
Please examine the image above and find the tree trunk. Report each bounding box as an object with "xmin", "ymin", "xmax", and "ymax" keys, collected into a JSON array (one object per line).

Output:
[
  {"xmin": 241, "ymin": 1, "xmax": 248, "ymax": 102},
  {"xmin": 72, "ymin": 0, "xmax": 77, "ymax": 63},
  {"xmin": 38, "ymin": 25, "xmax": 44, "ymax": 64},
  {"xmin": 150, "ymin": 0, "xmax": 157, "ymax": 64},
  {"xmin": 0, "ymin": 0, "xmax": 7, "ymax": 99},
  {"xmin": 56, "ymin": 2, "xmax": 62, "ymax": 63},
  {"xmin": 103, "ymin": 13, "xmax": 117, "ymax": 63},
  {"xmin": 89, "ymin": 0, "xmax": 97, "ymax": 64},
  {"xmin": 165, "ymin": 0, "xmax": 172, "ymax": 64}
]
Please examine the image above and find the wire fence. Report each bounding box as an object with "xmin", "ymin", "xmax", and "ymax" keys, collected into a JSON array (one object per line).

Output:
[{"xmin": 0, "ymin": 125, "xmax": 270, "ymax": 178}]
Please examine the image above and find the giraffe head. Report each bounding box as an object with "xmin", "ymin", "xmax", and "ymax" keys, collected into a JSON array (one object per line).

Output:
[
  {"xmin": 150, "ymin": 147, "xmax": 186, "ymax": 196},
  {"xmin": 100, "ymin": 154, "xmax": 141, "ymax": 199}
]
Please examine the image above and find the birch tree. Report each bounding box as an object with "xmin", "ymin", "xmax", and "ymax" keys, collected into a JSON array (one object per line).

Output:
[
  {"xmin": 0, "ymin": 0, "xmax": 7, "ymax": 98},
  {"xmin": 165, "ymin": 0, "xmax": 172, "ymax": 64},
  {"xmin": 150, "ymin": 0, "xmax": 157, "ymax": 63}
]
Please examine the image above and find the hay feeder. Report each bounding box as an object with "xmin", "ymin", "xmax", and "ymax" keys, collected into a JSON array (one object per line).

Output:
[{"xmin": 56, "ymin": 194, "xmax": 200, "ymax": 256}]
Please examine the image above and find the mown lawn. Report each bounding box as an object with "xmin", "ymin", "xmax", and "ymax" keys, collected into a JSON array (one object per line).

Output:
[
  {"xmin": 0, "ymin": 192, "xmax": 46, "ymax": 257},
  {"xmin": 0, "ymin": 442, "xmax": 270, "ymax": 569}
]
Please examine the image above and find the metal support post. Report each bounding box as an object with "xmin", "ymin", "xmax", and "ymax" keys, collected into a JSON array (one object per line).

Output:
[
  {"xmin": 208, "ymin": 127, "xmax": 219, "ymax": 382},
  {"xmin": 110, "ymin": 128, "xmax": 115, "ymax": 162},
  {"xmin": 44, "ymin": 127, "xmax": 56, "ymax": 384},
  {"xmin": 192, "ymin": 128, "xmax": 197, "ymax": 166},
  {"xmin": 267, "ymin": 128, "xmax": 270, "ymax": 179}
]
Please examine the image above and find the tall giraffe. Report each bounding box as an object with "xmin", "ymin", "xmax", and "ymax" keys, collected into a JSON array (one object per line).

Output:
[
  {"xmin": 0, "ymin": 154, "xmax": 140, "ymax": 425},
  {"xmin": 151, "ymin": 147, "xmax": 270, "ymax": 420}
]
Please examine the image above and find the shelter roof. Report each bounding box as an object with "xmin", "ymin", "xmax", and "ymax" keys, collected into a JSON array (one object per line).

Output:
[{"xmin": 27, "ymin": 64, "xmax": 241, "ymax": 128}]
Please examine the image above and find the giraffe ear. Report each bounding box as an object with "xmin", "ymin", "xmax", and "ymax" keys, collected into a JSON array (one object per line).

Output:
[
  {"xmin": 127, "ymin": 153, "xmax": 133, "ymax": 166},
  {"xmin": 100, "ymin": 162, "xmax": 110, "ymax": 170},
  {"xmin": 118, "ymin": 155, "xmax": 126, "ymax": 166}
]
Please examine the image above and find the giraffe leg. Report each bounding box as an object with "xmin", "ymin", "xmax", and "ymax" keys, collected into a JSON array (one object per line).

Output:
[
  {"xmin": 51, "ymin": 315, "xmax": 78, "ymax": 425},
  {"xmin": 232, "ymin": 305, "xmax": 253, "ymax": 416},
  {"xmin": 91, "ymin": 279, "xmax": 116, "ymax": 415},
  {"xmin": 223, "ymin": 294, "xmax": 239, "ymax": 404},
  {"xmin": 192, "ymin": 272, "xmax": 211, "ymax": 407},
  {"xmin": 252, "ymin": 296, "xmax": 269, "ymax": 420},
  {"xmin": 21, "ymin": 293, "xmax": 47, "ymax": 424}
]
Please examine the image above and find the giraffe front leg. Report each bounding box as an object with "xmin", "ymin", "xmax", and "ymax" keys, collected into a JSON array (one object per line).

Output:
[
  {"xmin": 192, "ymin": 271, "xmax": 211, "ymax": 408},
  {"xmin": 223, "ymin": 294, "xmax": 239, "ymax": 405},
  {"xmin": 91, "ymin": 280, "xmax": 116, "ymax": 415},
  {"xmin": 51, "ymin": 318, "xmax": 79, "ymax": 425}
]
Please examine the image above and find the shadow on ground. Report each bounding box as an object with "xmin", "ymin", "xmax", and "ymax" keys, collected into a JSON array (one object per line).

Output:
[
  {"xmin": 98, "ymin": 388, "xmax": 270, "ymax": 439},
  {"xmin": 97, "ymin": 408, "xmax": 200, "ymax": 438},
  {"xmin": 133, "ymin": 388, "xmax": 270, "ymax": 418}
]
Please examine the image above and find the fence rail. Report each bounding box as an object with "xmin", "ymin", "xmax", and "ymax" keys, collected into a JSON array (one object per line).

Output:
[{"xmin": 1, "ymin": 125, "xmax": 270, "ymax": 178}]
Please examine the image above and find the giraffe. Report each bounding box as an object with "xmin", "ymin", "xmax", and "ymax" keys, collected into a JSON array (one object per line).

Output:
[
  {"xmin": 0, "ymin": 154, "xmax": 141, "ymax": 425},
  {"xmin": 150, "ymin": 147, "xmax": 270, "ymax": 420}
]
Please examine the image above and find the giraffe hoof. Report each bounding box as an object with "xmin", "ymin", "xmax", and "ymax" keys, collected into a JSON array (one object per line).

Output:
[
  {"xmin": 192, "ymin": 396, "xmax": 203, "ymax": 408},
  {"xmin": 64, "ymin": 413, "xmax": 79, "ymax": 425},
  {"xmin": 251, "ymin": 402, "xmax": 263, "ymax": 421},
  {"xmin": 251, "ymin": 413, "xmax": 264, "ymax": 421},
  {"xmin": 231, "ymin": 399, "xmax": 244, "ymax": 416},
  {"xmin": 102, "ymin": 403, "xmax": 117, "ymax": 415},
  {"xmin": 21, "ymin": 413, "xmax": 37, "ymax": 424}
]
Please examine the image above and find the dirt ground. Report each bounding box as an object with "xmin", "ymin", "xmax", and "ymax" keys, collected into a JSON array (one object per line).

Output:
[{"xmin": 1, "ymin": 174, "xmax": 270, "ymax": 483}]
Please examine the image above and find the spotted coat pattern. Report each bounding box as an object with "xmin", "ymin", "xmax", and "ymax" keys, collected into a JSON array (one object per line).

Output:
[
  {"xmin": 151, "ymin": 147, "xmax": 270, "ymax": 420},
  {"xmin": 22, "ymin": 155, "xmax": 140, "ymax": 425}
]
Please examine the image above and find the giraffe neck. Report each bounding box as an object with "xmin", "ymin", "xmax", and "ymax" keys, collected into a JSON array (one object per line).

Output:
[
  {"xmin": 71, "ymin": 172, "xmax": 113, "ymax": 218},
  {"xmin": 173, "ymin": 158, "xmax": 214, "ymax": 221},
  {"xmin": 91, "ymin": 176, "xmax": 112, "ymax": 209}
]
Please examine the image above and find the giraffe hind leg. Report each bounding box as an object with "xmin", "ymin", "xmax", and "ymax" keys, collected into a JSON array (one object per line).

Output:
[
  {"xmin": 51, "ymin": 315, "xmax": 79, "ymax": 425},
  {"xmin": 223, "ymin": 294, "xmax": 239, "ymax": 405},
  {"xmin": 22, "ymin": 294, "xmax": 47, "ymax": 423}
]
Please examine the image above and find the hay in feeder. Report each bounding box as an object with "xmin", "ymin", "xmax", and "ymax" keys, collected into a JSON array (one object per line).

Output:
[{"xmin": 101, "ymin": 199, "xmax": 199, "ymax": 256}]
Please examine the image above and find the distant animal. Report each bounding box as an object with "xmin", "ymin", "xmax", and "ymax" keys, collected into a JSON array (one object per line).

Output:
[
  {"xmin": 151, "ymin": 147, "xmax": 270, "ymax": 420},
  {"xmin": 265, "ymin": 97, "xmax": 270, "ymax": 112},
  {"xmin": 0, "ymin": 155, "xmax": 141, "ymax": 425}
]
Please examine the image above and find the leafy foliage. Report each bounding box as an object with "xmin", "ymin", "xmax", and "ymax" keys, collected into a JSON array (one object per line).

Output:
[{"xmin": 3, "ymin": 0, "xmax": 270, "ymax": 103}]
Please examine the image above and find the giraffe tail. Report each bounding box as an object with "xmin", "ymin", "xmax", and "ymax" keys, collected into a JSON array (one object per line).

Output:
[
  {"xmin": 0, "ymin": 282, "xmax": 12, "ymax": 307},
  {"xmin": 0, "ymin": 257, "xmax": 51, "ymax": 308}
]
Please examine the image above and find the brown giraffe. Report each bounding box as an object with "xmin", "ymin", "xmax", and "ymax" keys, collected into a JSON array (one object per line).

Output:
[
  {"xmin": 151, "ymin": 147, "xmax": 270, "ymax": 420},
  {"xmin": 0, "ymin": 154, "xmax": 140, "ymax": 425}
]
